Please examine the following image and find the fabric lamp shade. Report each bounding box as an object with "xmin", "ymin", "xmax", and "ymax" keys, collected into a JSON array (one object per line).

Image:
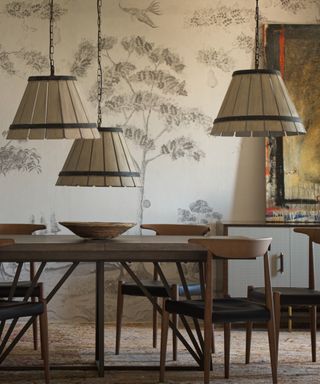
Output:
[
  {"xmin": 211, "ymin": 69, "xmax": 306, "ymax": 137},
  {"xmin": 56, "ymin": 127, "xmax": 141, "ymax": 187},
  {"xmin": 7, "ymin": 76, "xmax": 100, "ymax": 140}
]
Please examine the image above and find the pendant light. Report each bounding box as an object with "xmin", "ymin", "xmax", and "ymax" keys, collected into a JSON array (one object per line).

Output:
[
  {"xmin": 56, "ymin": 0, "xmax": 141, "ymax": 187},
  {"xmin": 211, "ymin": 0, "xmax": 306, "ymax": 137},
  {"xmin": 7, "ymin": 0, "xmax": 100, "ymax": 140}
]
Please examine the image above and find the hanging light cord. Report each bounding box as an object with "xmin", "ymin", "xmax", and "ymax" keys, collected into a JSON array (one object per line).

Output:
[
  {"xmin": 255, "ymin": 0, "xmax": 260, "ymax": 70},
  {"xmin": 49, "ymin": 0, "xmax": 55, "ymax": 76},
  {"xmin": 97, "ymin": 0, "xmax": 103, "ymax": 129}
]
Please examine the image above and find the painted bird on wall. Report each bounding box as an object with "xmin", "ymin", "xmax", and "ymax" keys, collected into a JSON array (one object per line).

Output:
[{"xmin": 119, "ymin": 0, "xmax": 162, "ymax": 28}]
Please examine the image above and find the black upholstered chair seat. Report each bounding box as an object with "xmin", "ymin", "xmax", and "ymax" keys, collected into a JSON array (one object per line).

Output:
[
  {"xmin": 249, "ymin": 287, "xmax": 320, "ymax": 306},
  {"xmin": 0, "ymin": 300, "xmax": 44, "ymax": 321},
  {"xmin": 121, "ymin": 281, "xmax": 201, "ymax": 298},
  {"xmin": 165, "ymin": 298, "xmax": 270, "ymax": 323},
  {"xmin": 0, "ymin": 281, "xmax": 42, "ymax": 298}
]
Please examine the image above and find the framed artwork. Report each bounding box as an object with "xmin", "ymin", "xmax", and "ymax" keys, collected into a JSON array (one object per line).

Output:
[{"xmin": 265, "ymin": 24, "xmax": 320, "ymax": 222}]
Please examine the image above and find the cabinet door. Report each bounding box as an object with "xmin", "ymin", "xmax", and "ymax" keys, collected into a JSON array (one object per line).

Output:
[
  {"xmin": 290, "ymin": 229, "xmax": 320, "ymax": 289},
  {"xmin": 227, "ymin": 227, "xmax": 291, "ymax": 296}
]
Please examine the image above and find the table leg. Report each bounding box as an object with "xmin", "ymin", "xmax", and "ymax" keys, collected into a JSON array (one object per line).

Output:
[{"xmin": 95, "ymin": 261, "xmax": 105, "ymax": 377}]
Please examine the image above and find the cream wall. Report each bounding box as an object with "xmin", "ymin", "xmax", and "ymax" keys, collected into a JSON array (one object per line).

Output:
[{"xmin": 0, "ymin": 0, "xmax": 318, "ymax": 322}]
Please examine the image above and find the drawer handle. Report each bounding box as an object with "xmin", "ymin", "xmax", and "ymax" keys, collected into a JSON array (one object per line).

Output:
[{"xmin": 279, "ymin": 252, "xmax": 284, "ymax": 273}]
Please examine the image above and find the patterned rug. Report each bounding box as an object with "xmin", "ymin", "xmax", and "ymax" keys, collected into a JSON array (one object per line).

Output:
[{"xmin": 1, "ymin": 324, "xmax": 319, "ymax": 383}]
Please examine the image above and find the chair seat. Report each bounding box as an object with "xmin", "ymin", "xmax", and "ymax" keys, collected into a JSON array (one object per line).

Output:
[
  {"xmin": 249, "ymin": 287, "xmax": 320, "ymax": 306},
  {"xmin": 165, "ymin": 298, "xmax": 270, "ymax": 323},
  {"xmin": 0, "ymin": 300, "xmax": 44, "ymax": 321},
  {"xmin": 0, "ymin": 281, "xmax": 42, "ymax": 298},
  {"xmin": 121, "ymin": 281, "xmax": 202, "ymax": 298}
]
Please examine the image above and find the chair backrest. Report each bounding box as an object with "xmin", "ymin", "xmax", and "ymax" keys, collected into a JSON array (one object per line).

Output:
[
  {"xmin": 189, "ymin": 237, "xmax": 273, "ymax": 308},
  {"xmin": 188, "ymin": 237, "xmax": 274, "ymax": 347},
  {"xmin": 0, "ymin": 224, "xmax": 45, "ymax": 281},
  {"xmin": 189, "ymin": 238, "xmax": 272, "ymax": 259},
  {"xmin": 141, "ymin": 224, "xmax": 210, "ymax": 236},
  {"xmin": 0, "ymin": 224, "xmax": 46, "ymax": 235},
  {"xmin": 141, "ymin": 224, "xmax": 210, "ymax": 282},
  {"xmin": 0, "ymin": 239, "xmax": 15, "ymax": 247},
  {"xmin": 294, "ymin": 227, "xmax": 320, "ymax": 245},
  {"xmin": 293, "ymin": 227, "xmax": 320, "ymax": 290}
]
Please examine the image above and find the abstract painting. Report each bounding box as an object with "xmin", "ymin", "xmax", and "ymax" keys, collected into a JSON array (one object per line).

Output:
[{"xmin": 265, "ymin": 24, "xmax": 320, "ymax": 222}]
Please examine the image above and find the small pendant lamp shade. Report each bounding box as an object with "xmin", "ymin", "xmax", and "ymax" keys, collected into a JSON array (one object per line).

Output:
[
  {"xmin": 56, "ymin": 127, "xmax": 141, "ymax": 187},
  {"xmin": 211, "ymin": 69, "xmax": 306, "ymax": 137},
  {"xmin": 7, "ymin": 76, "xmax": 100, "ymax": 140}
]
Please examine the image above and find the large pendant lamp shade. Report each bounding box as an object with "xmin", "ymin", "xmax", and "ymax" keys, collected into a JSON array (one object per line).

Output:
[
  {"xmin": 56, "ymin": 0, "xmax": 141, "ymax": 187},
  {"xmin": 7, "ymin": 0, "xmax": 99, "ymax": 140},
  {"xmin": 7, "ymin": 76, "xmax": 99, "ymax": 140},
  {"xmin": 211, "ymin": 0, "xmax": 305, "ymax": 138},
  {"xmin": 212, "ymin": 69, "xmax": 306, "ymax": 137},
  {"xmin": 56, "ymin": 127, "xmax": 141, "ymax": 187}
]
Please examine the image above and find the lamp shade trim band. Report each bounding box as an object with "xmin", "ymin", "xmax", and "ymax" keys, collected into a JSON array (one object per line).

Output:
[
  {"xmin": 28, "ymin": 75, "xmax": 77, "ymax": 81},
  {"xmin": 232, "ymin": 69, "xmax": 281, "ymax": 76},
  {"xmin": 213, "ymin": 115, "xmax": 302, "ymax": 123},
  {"xmin": 9, "ymin": 123, "xmax": 97, "ymax": 130},
  {"xmin": 98, "ymin": 127, "xmax": 123, "ymax": 133},
  {"xmin": 59, "ymin": 171, "xmax": 140, "ymax": 177}
]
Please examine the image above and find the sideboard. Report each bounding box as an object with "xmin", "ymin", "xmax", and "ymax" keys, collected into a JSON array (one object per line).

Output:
[{"xmin": 223, "ymin": 222, "xmax": 320, "ymax": 297}]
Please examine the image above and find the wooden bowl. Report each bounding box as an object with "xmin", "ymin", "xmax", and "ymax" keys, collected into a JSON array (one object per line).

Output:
[{"xmin": 59, "ymin": 222, "xmax": 135, "ymax": 239}]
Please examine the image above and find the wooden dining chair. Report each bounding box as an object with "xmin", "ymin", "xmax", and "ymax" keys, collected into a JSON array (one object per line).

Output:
[
  {"xmin": 0, "ymin": 238, "xmax": 49, "ymax": 383},
  {"xmin": 116, "ymin": 223, "xmax": 210, "ymax": 359},
  {"xmin": 159, "ymin": 237, "xmax": 278, "ymax": 384},
  {"xmin": 0, "ymin": 224, "xmax": 46, "ymax": 351},
  {"xmin": 247, "ymin": 227, "xmax": 320, "ymax": 363}
]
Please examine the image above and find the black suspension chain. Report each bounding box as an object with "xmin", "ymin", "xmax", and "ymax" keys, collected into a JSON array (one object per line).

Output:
[
  {"xmin": 49, "ymin": 0, "xmax": 55, "ymax": 76},
  {"xmin": 255, "ymin": 0, "xmax": 260, "ymax": 70},
  {"xmin": 97, "ymin": 0, "xmax": 103, "ymax": 129}
]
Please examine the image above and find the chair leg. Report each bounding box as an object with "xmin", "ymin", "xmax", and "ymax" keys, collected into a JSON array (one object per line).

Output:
[
  {"xmin": 171, "ymin": 284, "xmax": 179, "ymax": 361},
  {"xmin": 159, "ymin": 307, "xmax": 170, "ymax": 383},
  {"xmin": 288, "ymin": 306, "xmax": 293, "ymax": 332},
  {"xmin": 153, "ymin": 297, "xmax": 159, "ymax": 349},
  {"xmin": 310, "ymin": 305, "xmax": 317, "ymax": 362},
  {"xmin": 39, "ymin": 301, "xmax": 49, "ymax": 384},
  {"xmin": 267, "ymin": 318, "xmax": 278, "ymax": 384},
  {"xmin": 38, "ymin": 283, "xmax": 44, "ymax": 358},
  {"xmin": 224, "ymin": 323, "xmax": 231, "ymax": 379},
  {"xmin": 203, "ymin": 322, "xmax": 213, "ymax": 384},
  {"xmin": 245, "ymin": 322, "xmax": 252, "ymax": 364},
  {"xmin": 273, "ymin": 292, "xmax": 281, "ymax": 360},
  {"xmin": 211, "ymin": 324, "xmax": 215, "ymax": 354},
  {"xmin": 29, "ymin": 262, "xmax": 38, "ymax": 351},
  {"xmin": 31, "ymin": 297, "xmax": 38, "ymax": 351},
  {"xmin": 115, "ymin": 281, "xmax": 124, "ymax": 355},
  {"xmin": 245, "ymin": 285, "xmax": 254, "ymax": 364}
]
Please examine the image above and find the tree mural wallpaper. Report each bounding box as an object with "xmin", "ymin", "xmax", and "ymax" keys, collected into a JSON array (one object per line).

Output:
[
  {"xmin": 184, "ymin": 3, "xmax": 256, "ymax": 29},
  {"xmin": 0, "ymin": 0, "xmax": 317, "ymax": 322},
  {"xmin": 4, "ymin": 0, "xmax": 67, "ymax": 22},
  {"xmin": 0, "ymin": 0, "xmax": 70, "ymax": 176},
  {"xmin": 0, "ymin": 138, "xmax": 41, "ymax": 175},
  {"xmin": 0, "ymin": 44, "xmax": 47, "ymax": 175},
  {"xmin": 118, "ymin": 0, "xmax": 162, "ymax": 29},
  {"xmin": 71, "ymin": 34, "xmax": 211, "ymax": 227},
  {"xmin": 178, "ymin": 199, "xmax": 222, "ymax": 228}
]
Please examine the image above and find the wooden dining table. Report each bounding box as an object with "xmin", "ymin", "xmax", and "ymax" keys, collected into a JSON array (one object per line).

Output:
[{"xmin": 0, "ymin": 234, "xmax": 214, "ymax": 377}]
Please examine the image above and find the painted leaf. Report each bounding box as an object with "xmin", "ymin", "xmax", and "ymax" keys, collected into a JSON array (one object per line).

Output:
[
  {"xmin": 71, "ymin": 40, "xmax": 96, "ymax": 77},
  {"xmin": 124, "ymin": 126, "xmax": 155, "ymax": 150},
  {"xmin": 0, "ymin": 144, "xmax": 41, "ymax": 175},
  {"xmin": 162, "ymin": 137, "xmax": 205, "ymax": 161}
]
